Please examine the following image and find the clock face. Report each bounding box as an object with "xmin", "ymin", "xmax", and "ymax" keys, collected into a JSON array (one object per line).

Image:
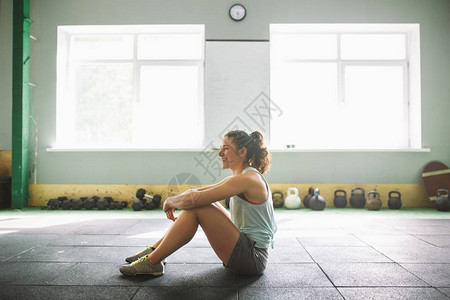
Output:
[{"xmin": 229, "ymin": 4, "xmax": 246, "ymax": 21}]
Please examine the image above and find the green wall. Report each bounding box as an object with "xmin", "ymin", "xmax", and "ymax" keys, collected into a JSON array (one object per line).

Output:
[{"xmin": 1, "ymin": 0, "xmax": 449, "ymax": 186}]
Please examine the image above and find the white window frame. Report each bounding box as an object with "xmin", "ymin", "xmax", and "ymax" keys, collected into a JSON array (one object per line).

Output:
[
  {"xmin": 55, "ymin": 25, "xmax": 205, "ymax": 150},
  {"xmin": 269, "ymin": 24, "xmax": 421, "ymax": 150}
]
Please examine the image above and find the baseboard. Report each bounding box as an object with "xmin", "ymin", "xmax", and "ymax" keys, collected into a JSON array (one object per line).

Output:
[{"xmin": 28, "ymin": 183, "xmax": 433, "ymax": 208}]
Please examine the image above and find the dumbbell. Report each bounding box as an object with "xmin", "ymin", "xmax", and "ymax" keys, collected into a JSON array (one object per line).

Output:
[
  {"xmin": 96, "ymin": 197, "xmax": 113, "ymax": 210},
  {"xmin": 136, "ymin": 188, "xmax": 162, "ymax": 210},
  {"xmin": 71, "ymin": 198, "xmax": 84, "ymax": 210},
  {"xmin": 47, "ymin": 196, "xmax": 68, "ymax": 210},
  {"xmin": 61, "ymin": 198, "xmax": 72, "ymax": 210},
  {"xmin": 119, "ymin": 201, "xmax": 128, "ymax": 209},
  {"xmin": 132, "ymin": 199, "xmax": 145, "ymax": 211},
  {"xmin": 47, "ymin": 198, "xmax": 61, "ymax": 210},
  {"xmin": 109, "ymin": 201, "xmax": 118, "ymax": 209},
  {"xmin": 108, "ymin": 200, "xmax": 127, "ymax": 210},
  {"xmin": 84, "ymin": 196, "xmax": 99, "ymax": 210}
]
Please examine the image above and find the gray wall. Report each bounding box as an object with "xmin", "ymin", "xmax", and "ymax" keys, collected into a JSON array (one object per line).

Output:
[{"xmin": 1, "ymin": 0, "xmax": 449, "ymax": 185}]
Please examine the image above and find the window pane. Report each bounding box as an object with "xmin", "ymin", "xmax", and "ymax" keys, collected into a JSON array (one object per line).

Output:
[
  {"xmin": 271, "ymin": 34, "xmax": 337, "ymax": 60},
  {"xmin": 74, "ymin": 64, "xmax": 134, "ymax": 146},
  {"xmin": 134, "ymin": 66, "xmax": 202, "ymax": 148},
  {"xmin": 341, "ymin": 34, "xmax": 406, "ymax": 59},
  {"xmin": 270, "ymin": 63, "xmax": 338, "ymax": 148},
  {"xmin": 344, "ymin": 65, "xmax": 406, "ymax": 148},
  {"xmin": 138, "ymin": 34, "xmax": 203, "ymax": 60},
  {"xmin": 71, "ymin": 35, "xmax": 134, "ymax": 60}
]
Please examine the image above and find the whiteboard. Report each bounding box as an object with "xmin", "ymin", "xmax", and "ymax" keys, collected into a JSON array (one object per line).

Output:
[{"xmin": 204, "ymin": 41, "xmax": 270, "ymax": 147}]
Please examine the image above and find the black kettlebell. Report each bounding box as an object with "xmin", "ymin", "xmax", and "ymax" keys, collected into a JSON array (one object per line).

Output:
[
  {"xmin": 350, "ymin": 187, "xmax": 366, "ymax": 208},
  {"xmin": 388, "ymin": 191, "xmax": 402, "ymax": 209},
  {"xmin": 435, "ymin": 189, "xmax": 449, "ymax": 212},
  {"xmin": 303, "ymin": 187, "xmax": 314, "ymax": 208},
  {"xmin": 333, "ymin": 190, "xmax": 347, "ymax": 208},
  {"xmin": 310, "ymin": 188, "xmax": 326, "ymax": 211}
]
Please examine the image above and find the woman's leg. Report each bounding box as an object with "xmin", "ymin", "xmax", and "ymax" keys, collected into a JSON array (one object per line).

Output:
[
  {"xmin": 151, "ymin": 202, "xmax": 229, "ymax": 249},
  {"xmin": 147, "ymin": 203, "xmax": 240, "ymax": 265}
]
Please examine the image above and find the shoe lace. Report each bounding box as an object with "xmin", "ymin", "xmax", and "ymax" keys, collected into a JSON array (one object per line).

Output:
[{"xmin": 131, "ymin": 256, "xmax": 147, "ymax": 266}]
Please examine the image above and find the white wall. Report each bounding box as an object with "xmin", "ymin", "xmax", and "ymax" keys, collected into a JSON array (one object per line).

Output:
[{"xmin": 1, "ymin": 0, "xmax": 450, "ymax": 185}]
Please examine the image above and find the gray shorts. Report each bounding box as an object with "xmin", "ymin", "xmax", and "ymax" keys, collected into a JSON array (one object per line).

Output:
[{"xmin": 225, "ymin": 232, "xmax": 268, "ymax": 275}]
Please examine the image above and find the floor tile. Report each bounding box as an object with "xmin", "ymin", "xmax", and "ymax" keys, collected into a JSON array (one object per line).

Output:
[
  {"xmin": 10, "ymin": 245, "xmax": 138, "ymax": 263},
  {"xmin": 238, "ymin": 287, "xmax": 344, "ymax": 300},
  {"xmin": 268, "ymin": 245, "xmax": 314, "ymax": 263},
  {"xmin": 401, "ymin": 263, "xmax": 450, "ymax": 287},
  {"xmin": 49, "ymin": 262, "xmax": 146, "ymax": 286},
  {"xmin": 0, "ymin": 285, "xmax": 138, "ymax": 300},
  {"xmin": 298, "ymin": 234, "xmax": 367, "ymax": 247},
  {"xmin": 0, "ymin": 262, "xmax": 75, "ymax": 285},
  {"xmin": 355, "ymin": 234, "xmax": 431, "ymax": 247},
  {"xmin": 392, "ymin": 224, "xmax": 450, "ymax": 235},
  {"xmin": 43, "ymin": 234, "xmax": 118, "ymax": 246},
  {"xmin": 273, "ymin": 236, "xmax": 301, "ymax": 247},
  {"xmin": 338, "ymin": 287, "xmax": 449, "ymax": 300},
  {"xmin": 375, "ymin": 245, "xmax": 450, "ymax": 263},
  {"xmin": 342, "ymin": 223, "xmax": 406, "ymax": 235},
  {"xmin": 119, "ymin": 219, "xmax": 172, "ymax": 235},
  {"xmin": 1, "ymin": 209, "xmax": 450, "ymax": 300},
  {"xmin": 415, "ymin": 234, "xmax": 450, "ymax": 247},
  {"xmin": 305, "ymin": 246, "xmax": 391, "ymax": 263},
  {"xmin": 236, "ymin": 263, "xmax": 333, "ymax": 288},
  {"xmin": 50, "ymin": 262, "xmax": 237, "ymax": 287},
  {"xmin": 438, "ymin": 288, "xmax": 450, "ymax": 297},
  {"xmin": 320, "ymin": 263, "xmax": 429, "ymax": 287},
  {"xmin": 133, "ymin": 286, "xmax": 238, "ymax": 300}
]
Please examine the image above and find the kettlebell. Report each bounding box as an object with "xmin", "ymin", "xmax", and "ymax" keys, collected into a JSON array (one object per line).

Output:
[
  {"xmin": 366, "ymin": 189, "xmax": 382, "ymax": 211},
  {"xmin": 303, "ymin": 187, "xmax": 314, "ymax": 208},
  {"xmin": 435, "ymin": 189, "xmax": 450, "ymax": 212},
  {"xmin": 310, "ymin": 188, "xmax": 326, "ymax": 211},
  {"xmin": 350, "ymin": 187, "xmax": 366, "ymax": 208},
  {"xmin": 284, "ymin": 187, "xmax": 301, "ymax": 209},
  {"xmin": 272, "ymin": 191, "xmax": 284, "ymax": 208},
  {"xmin": 388, "ymin": 191, "xmax": 402, "ymax": 209},
  {"xmin": 333, "ymin": 190, "xmax": 347, "ymax": 208}
]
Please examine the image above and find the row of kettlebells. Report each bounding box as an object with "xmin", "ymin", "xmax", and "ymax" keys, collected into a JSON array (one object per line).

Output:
[{"xmin": 273, "ymin": 187, "xmax": 403, "ymax": 211}]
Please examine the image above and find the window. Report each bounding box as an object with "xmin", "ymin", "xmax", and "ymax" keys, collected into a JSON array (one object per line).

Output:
[
  {"xmin": 56, "ymin": 25, "xmax": 204, "ymax": 149},
  {"xmin": 270, "ymin": 24, "xmax": 421, "ymax": 150}
]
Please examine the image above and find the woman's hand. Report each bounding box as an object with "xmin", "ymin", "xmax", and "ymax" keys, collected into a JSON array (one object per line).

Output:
[{"xmin": 163, "ymin": 198, "xmax": 177, "ymax": 221}]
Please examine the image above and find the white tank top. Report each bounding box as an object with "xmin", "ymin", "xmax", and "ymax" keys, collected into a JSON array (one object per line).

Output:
[{"xmin": 230, "ymin": 167, "xmax": 277, "ymax": 248}]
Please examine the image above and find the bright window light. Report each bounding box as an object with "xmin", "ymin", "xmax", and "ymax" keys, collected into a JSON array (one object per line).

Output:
[
  {"xmin": 56, "ymin": 25, "xmax": 204, "ymax": 149},
  {"xmin": 270, "ymin": 24, "xmax": 421, "ymax": 150}
]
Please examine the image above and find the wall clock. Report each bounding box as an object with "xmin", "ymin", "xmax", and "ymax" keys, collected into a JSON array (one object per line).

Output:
[{"xmin": 229, "ymin": 4, "xmax": 246, "ymax": 21}]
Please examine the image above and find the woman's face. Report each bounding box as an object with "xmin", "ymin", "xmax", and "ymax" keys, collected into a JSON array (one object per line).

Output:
[{"xmin": 218, "ymin": 136, "xmax": 244, "ymax": 170}]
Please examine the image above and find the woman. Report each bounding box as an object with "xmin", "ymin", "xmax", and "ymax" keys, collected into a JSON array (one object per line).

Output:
[{"xmin": 120, "ymin": 130, "xmax": 277, "ymax": 276}]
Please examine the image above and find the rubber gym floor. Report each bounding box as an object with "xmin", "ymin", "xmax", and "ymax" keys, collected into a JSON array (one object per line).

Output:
[{"xmin": 0, "ymin": 208, "xmax": 450, "ymax": 300}]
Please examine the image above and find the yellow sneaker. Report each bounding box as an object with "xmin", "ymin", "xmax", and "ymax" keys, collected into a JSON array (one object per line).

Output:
[
  {"xmin": 125, "ymin": 245, "xmax": 154, "ymax": 263},
  {"xmin": 119, "ymin": 256, "xmax": 164, "ymax": 277},
  {"xmin": 125, "ymin": 245, "xmax": 167, "ymax": 264}
]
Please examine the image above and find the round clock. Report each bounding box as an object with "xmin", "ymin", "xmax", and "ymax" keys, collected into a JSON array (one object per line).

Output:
[{"xmin": 229, "ymin": 4, "xmax": 246, "ymax": 21}]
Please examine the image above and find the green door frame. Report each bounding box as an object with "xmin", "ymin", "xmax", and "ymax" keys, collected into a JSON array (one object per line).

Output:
[{"xmin": 12, "ymin": 0, "xmax": 31, "ymax": 208}]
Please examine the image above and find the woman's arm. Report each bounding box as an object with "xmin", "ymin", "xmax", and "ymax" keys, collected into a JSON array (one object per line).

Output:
[
  {"xmin": 195, "ymin": 176, "xmax": 233, "ymax": 191},
  {"xmin": 163, "ymin": 174, "xmax": 251, "ymax": 211}
]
